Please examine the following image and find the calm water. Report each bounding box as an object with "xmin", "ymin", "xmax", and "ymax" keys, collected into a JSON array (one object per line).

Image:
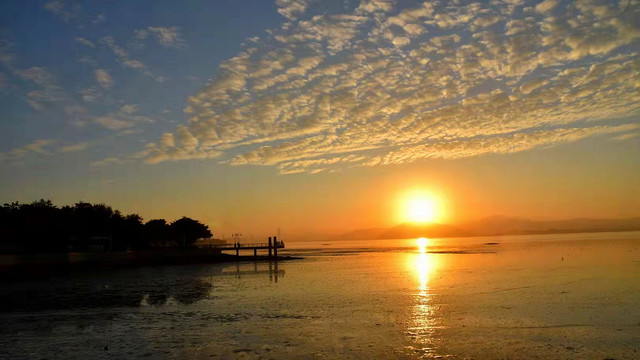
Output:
[{"xmin": 1, "ymin": 232, "xmax": 639, "ymax": 359}]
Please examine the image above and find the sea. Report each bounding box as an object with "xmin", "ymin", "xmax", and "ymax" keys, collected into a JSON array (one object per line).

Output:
[{"xmin": 1, "ymin": 232, "xmax": 639, "ymax": 359}]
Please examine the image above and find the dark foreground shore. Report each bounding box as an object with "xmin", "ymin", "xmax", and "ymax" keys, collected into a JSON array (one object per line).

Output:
[{"xmin": 0, "ymin": 249, "xmax": 302, "ymax": 279}]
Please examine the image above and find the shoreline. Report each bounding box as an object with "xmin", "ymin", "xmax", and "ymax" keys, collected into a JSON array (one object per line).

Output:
[{"xmin": 0, "ymin": 249, "xmax": 302, "ymax": 280}]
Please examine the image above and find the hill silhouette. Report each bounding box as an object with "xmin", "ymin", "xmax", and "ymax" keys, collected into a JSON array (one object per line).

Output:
[
  {"xmin": 462, "ymin": 216, "xmax": 640, "ymax": 236},
  {"xmin": 339, "ymin": 216, "xmax": 640, "ymax": 240},
  {"xmin": 341, "ymin": 222, "xmax": 467, "ymax": 240}
]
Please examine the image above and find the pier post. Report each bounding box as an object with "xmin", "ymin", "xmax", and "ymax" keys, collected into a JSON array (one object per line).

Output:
[
  {"xmin": 273, "ymin": 236, "xmax": 278, "ymax": 258},
  {"xmin": 268, "ymin": 237, "xmax": 272, "ymax": 257},
  {"xmin": 254, "ymin": 248, "xmax": 257, "ymax": 258},
  {"xmin": 235, "ymin": 242, "xmax": 239, "ymax": 257}
]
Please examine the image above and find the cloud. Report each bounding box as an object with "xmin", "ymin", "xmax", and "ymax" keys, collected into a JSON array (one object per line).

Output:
[
  {"xmin": 90, "ymin": 157, "xmax": 125, "ymax": 167},
  {"xmin": 101, "ymin": 36, "xmax": 151, "ymax": 76},
  {"xmin": 76, "ymin": 37, "xmax": 96, "ymax": 48},
  {"xmin": 80, "ymin": 86, "xmax": 102, "ymax": 102},
  {"xmin": 142, "ymin": 0, "xmax": 640, "ymax": 174},
  {"xmin": 392, "ymin": 36, "xmax": 410, "ymax": 47},
  {"xmin": 535, "ymin": 0, "xmax": 559, "ymax": 14},
  {"xmin": 135, "ymin": 26, "xmax": 186, "ymax": 48},
  {"xmin": 364, "ymin": 124, "xmax": 640, "ymax": 166},
  {"xmin": 137, "ymin": 125, "xmax": 221, "ymax": 164},
  {"xmin": 357, "ymin": 0, "xmax": 395, "ymax": 13},
  {"xmin": 611, "ymin": 132, "xmax": 640, "ymax": 141},
  {"xmin": 93, "ymin": 13, "xmax": 106, "ymax": 25},
  {"xmin": 15, "ymin": 67, "xmax": 66, "ymax": 110},
  {"xmin": 16, "ymin": 67, "xmax": 57, "ymax": 87},
  {"xmin": 94, "ymin": 69, "xmax": 113, "ymax": 89},
  {"xmin": 12, "ymin": 139, "xmax": 56, "ymax": 156},
  {"xmin": 1, "ymin": 139, "xmax": 56, "ymax": 163},
  {"xmin": 92, "ymin": 104, "xmax": 154, "ymax": 131},
  {"xmin": 43, "ymin": 0, "xmax": 77, "ymax": 22},
  {"xmin": 276, "ymin": 0, "xmax": 314, "ymax": 20},
  {"xmin": 59, "ymin": 142, "xmax": 89, "ymax": 152},
  {"xmin": 0, "ymin": 39, "xmax": 14, "ymax": 66}
]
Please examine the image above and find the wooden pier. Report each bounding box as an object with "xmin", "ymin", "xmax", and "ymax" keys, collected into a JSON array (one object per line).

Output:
[{"xmin": 213, "ymin": 236, "xmax": 284, "ymax": 258}]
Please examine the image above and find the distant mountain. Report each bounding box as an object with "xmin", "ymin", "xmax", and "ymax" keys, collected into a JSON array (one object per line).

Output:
[
  {"xmin": 340, "ymin": 222, "xmax": 466, "ymax": 239},
  {"xmin": 380, "ymin": 222, "xmax": 468, "ymax": 239},
  {"xmin": 462, "ymin": 216, "xmax": 640, "ymax": 236},
  {"xmin": 338, "ymin": 216, "xmax": 640, "ymax": 240}
]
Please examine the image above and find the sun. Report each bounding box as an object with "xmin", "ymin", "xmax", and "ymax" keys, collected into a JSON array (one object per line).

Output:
[
  {"xmin": 407, "ymin": 197, "xmax": 437, "ymax": 223},
  {"xmin": 399, "ymin": 190, "xmax": 445, "ymax": 224}
]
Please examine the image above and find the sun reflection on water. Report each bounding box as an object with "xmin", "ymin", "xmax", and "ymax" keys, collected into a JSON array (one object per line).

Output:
[
  {"xmin": 414, "ymin": 253, "xmax": 434, "ymax": 291},
  {"xmin": 405, "ymin": 248, "xmax": 441, "ymax": 356},
  {"xmin": 416, "ymin": 237, "xmax": 429, "ymax": 253}
]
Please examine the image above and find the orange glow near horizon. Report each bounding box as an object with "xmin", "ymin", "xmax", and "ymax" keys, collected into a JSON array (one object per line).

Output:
[{"xmin": 398, "ymin": 189, "xmax": 447, "ymax": 224}]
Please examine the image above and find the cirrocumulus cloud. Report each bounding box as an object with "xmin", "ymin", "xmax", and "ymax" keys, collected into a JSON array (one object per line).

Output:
[{"xmin": 140, "ymin": 0, "xmax": 640, "ymax": 174}]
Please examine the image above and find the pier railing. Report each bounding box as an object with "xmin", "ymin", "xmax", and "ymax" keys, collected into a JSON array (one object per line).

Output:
[
  {"xmin": 212, "ymin": 237, "xmax": 284, "ymax": 257},
  {"xmin": 212, "ymin": 241, "xmax": 284, "ymax": 249}
]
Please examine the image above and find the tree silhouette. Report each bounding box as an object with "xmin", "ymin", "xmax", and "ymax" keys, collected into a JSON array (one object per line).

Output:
[
  {"xmin": 0, "ymin": 200, "xmax": 212, "ymax": 254},
  {"xmin": 170, "ymin": 217, "xmax": 212, "ymax": 248},
  {"xmin": 144, "ymin": 219, "xmax": 172, "ymax": 247}
]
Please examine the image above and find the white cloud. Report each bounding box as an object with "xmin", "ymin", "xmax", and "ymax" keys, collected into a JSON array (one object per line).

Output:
[
  {"xmin": 137, "ymin": 26, "xmax": 186, "ymax": 48},
  {"xmin": 0, "ymin": 39, "xmax": 14, "ymax": 66},
  {"xmin": 16, "ymin": 67, "xmax": 66, "ymax": 110},
  {"xmin": 16, "ymin": 67, "xmax": 56, "ymax": 87},
  {"xmin": 101, "ymin": 36, "xmax": 152, "ymax": 76},
  {"xmin": 43, "ymin": 0, "xmax": 77, "ymax": 22},
  {"xmin": 1, "ymin": 139, "xmax": 56, "ymax": 163},
  {"xmin": 76, "ymin": 37, "xmax": 95, "ymax": 48},
  {"xmin": 139, "ymin": 125, "xmax": 221, "ymax": 164},
  {"xmin": 59, "ymin": 142, "xmax": 89, "ymax": 152},
  {"xmin": 119, "ymin": 104, "xmax": 138, "ymax": 114},
  {"xmin": 80, "ymin": 86, "xmax": 102, "ymax": 102},
  {"xmin": 276, "ymin": 0, "xmax": 313, "ymax": 20},
  {"xmin": 392, "ymin": 37, "xmax": 410, "ymax": 47},
  {"xmin": 611, "ymin": 132, "xmax": 640, "ymax": 141},
  {"xmin": 535, "ymin": 0, "xmax": 559, "ymax": 14},
  {"xmin": 92, "ymin": 104, "xmax": 154, "ymax": 131},
  {"xmin": 365, "ymin": 124, "xmax": 640, "ymax": 166},
  {"xmin": 94, "ymin": 69, "xmax": 113, "ymax": 89},
  {"xmin": 357, "ymin": 0, "xmax": 395, "ymax": 13},
  {"xmin": 90, "ymin": 157, "xmax": 125, "ymax": 167},
  {"xmin": 141, "ymin": 0, "xmax": 640, "ymax": 174},
  {"xmin": 14, "ymin": 139, "xmax": 56, "ymax": 155}
]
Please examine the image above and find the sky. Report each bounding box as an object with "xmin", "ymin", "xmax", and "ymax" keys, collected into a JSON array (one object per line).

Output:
[{"xmin": 0, "ymin": 0, "xmax": 639, "ymax": 240}]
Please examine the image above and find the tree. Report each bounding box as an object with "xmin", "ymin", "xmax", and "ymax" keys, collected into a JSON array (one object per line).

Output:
[
  {"xmin": 144, "ymin": 219, "xmax": 171, "ymax": 247},
  {"xmin": 0, "ymin": 199, "xmax": 65, "ymax": 253},
  {"xmin": 111, "ymin": 212, "xmax": 144, "ymax": 250},
  {"xmin": 0, "ymin": 200, "xmax": 213, "ymax": 253},
  {"xmin": 170, "ymin": 217, "xmax": 212, "ymax": 248}
]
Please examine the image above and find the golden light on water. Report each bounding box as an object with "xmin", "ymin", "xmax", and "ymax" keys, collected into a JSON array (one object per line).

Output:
[
  {"xmin": 398, "ymin": 189, "xmax": 446, "ymax": 224},
  {"xmin": 406, "ymin": 252, "xmax": 440, "ymax": 349},
  {"xmin": 417, "ymin": 237, "xmax": 429, "ymax": 253},
  {"xmin": 413, "ymin": 252, "xmax": 437, "ymax": 291}
]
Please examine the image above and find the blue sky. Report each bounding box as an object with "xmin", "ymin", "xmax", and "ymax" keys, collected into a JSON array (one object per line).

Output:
[
  {"xmin": 0, "ymin": 0, "xmax": 283, "ymax": 151},
  {"xmin": 0, "ymin": 0, "xmax": 639, "ymax": 236}
]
